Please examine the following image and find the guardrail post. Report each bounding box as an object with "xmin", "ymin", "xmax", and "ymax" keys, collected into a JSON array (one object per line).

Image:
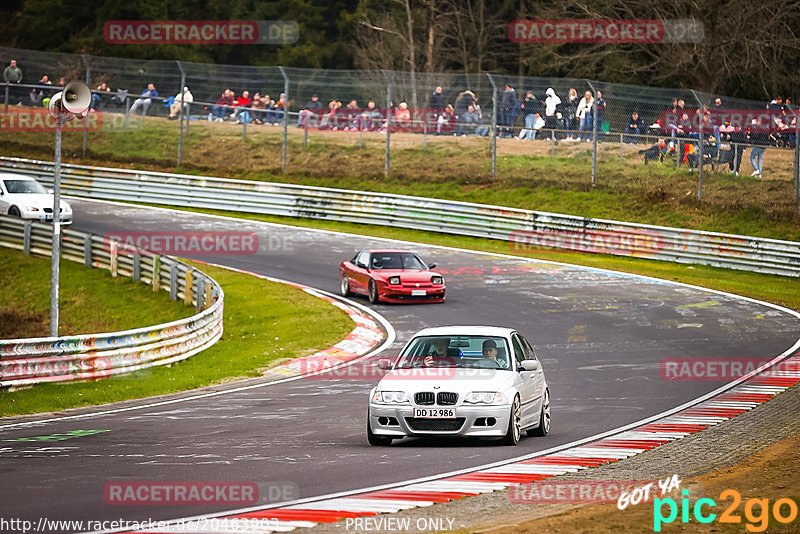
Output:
[
  {"xmin": 133, "ymin": 252, "xmax": 140, "ymax": 282},
  {"xmin": 205, "ymin": 281, "xmax": 213, "ymax": 310},
  {"xmin": 184, "ymin": 268, "xmax": 193, "ymax": 305},
  {"xmin": 152, "ymin": 255, "xmax": 161, "ymax": 291},
  {"xmin": 170, "ymin": 263, "xmax": 178, "ymax": 300},
  {"xmin": 196, "ymin": 277, "xmax": 206, "ymax": 311},
  {"xmin": 110, "ymin": 239, "xmax": 118, "ymax": 277},
  {"xmin": 23, "ymin": 221, "xmax": 31, "ymax": 254},
  {"xmin": 83, "ymin": 234, "xmax": 92, "ymax": 267}
]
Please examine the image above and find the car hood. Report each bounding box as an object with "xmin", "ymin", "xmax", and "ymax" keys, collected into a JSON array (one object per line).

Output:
[
  {"xmin": 378, "ymin": 367, "xmax": 516, "ymax": 393},
  {"xmin": 372, "ymin": 269, "xmax": 442, "ymax": 282},
  {"xmin": 5, "ymin": 193, "xmax": 71, "ymax": 210}
]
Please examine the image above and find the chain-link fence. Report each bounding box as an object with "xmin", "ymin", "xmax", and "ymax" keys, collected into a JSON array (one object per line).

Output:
[{"xmin": 2, "ymin": 45, "xmax": 798, "ymax": 211}]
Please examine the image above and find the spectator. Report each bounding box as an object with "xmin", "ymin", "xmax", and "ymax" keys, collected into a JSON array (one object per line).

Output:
[
  {"xmin": 747, "ymin": 119, "xmax": 768, "ymax": 177},
  {"xmin": 429, "ymin": 86, "xmax": 445, "ymax": 111},
  {"xmin": 262, "ymin": 94, "xmax": 277, "ymax": 124},
  {"xmin": 130, "ymin": 83, "xmax": 158, "ymax": 116},
  {"xmin": 212, "ymin": 89, "xmax": 234, "ymax": 121},
  {"xmin": 344, "ymin": 99, "xmax": 360, "ymax": 130},
  {"xmin": 360, "ymin": 100, "xmax": 383, "ymax": 131},
  {"xmin": 168, "ymin": 86, "xmax": 193, "ymax": 119},
  {"xmin": 520, "ymin": 90, "xmax": 538, "ymax": 139},
  {"xmin": 595, "ymin": 90, "xmax": 606, "ymax": 140},
  {"xmin": 624, "ymin": 111, "xmax": 645, "ymax": 144},
  {"xmin": 250, "ymin": 93, "xmax": 267, "ymax": 124},
  {"xmin": 519, "ymin": 113, "xmax": 545, "ymax": 140},
  {"xmin": 394, "ymin": 101, "xmax": 411, "ymax": 127},
  {"xmin": 688, "ymin": 135, "xmax": 718, "ymax": 170},
  {"xmin": 498, "ymin": 82, "xmax": 518, "ymax": 138},
  {"xmin": 769, "ymin": 96, "xmax": 784, "ymax": 111},
  {"xmin": 713, "ymin": 97, "xmax": 724, "ymax": 111},
  {"xmin": 459, "ymin": 104, "xmax": 480, "ymax": 136},
  {"xmin": 30, "ymin": 75, "xmax": 52, "ymax": 106},
  {"xmin": 90, "ymin": 82, "xmax": 110, "ymax": 111},
  {"xmin": 543, "ymin": 88, "xmax": 561, "ymax": 132},
  {"xmin": 3, "ymin": 59, "xmax": 23, "ymax": 105},
  {"xmin": 320, "ymin": 99, "xmax": 341, "ymax": 129},
  {"xmin": 436, "ymin": 104, "xmax": 455, "ymax": 134},
  {"xmin": 231, "ymin": 90, "xmax": 252, "ymax": 120},
  {"xmin": 576, "ymin": 90, "xmax": 594, "ymax": 142},
  {"xmin": 719, "ymin": 121, "xmax": 745, "ymax": 175},
  {"xmin": 474, "ymin": 105, "xmax": 490, "ymax": 137},
  {"xmin": 454, "ymin": 90, "xmax": 476, "ymax": 121},
  {"xmin": 297, "ymin": 93, "xmax": 323, "ymax": 127},
  {"xmin": 273, "ymin": 93, "xmax": 287, "ymax": 124},
  {"xmin": 563, "ymin": 88, "xmax": 579, "ymax": 140}
]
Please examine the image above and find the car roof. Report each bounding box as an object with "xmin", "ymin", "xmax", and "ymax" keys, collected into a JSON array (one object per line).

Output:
[
  {"xmin": 0, "ymin": 173, "xmax": 37, "ymax": 181},
  {"xmin": 409, "ymin": 326, "xmax": 517, "ymax": 338},
  {"xmin": 365, "ymin": 249, "xmax": 418, "ymax": 254}
]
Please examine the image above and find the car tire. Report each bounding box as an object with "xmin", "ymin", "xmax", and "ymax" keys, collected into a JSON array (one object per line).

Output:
[
  {"xmin": 8, "ymin": 206, "xmax": 21, "ymax": 218},
  {"xmin": 368, "ymin": 280, "xmax": 380, "ymax": 304},
  {"xmin": 367, "ymin": 417, "xmax": 393, "ymax": 446},
  {"xmin": 340, "ymin": 275, "xmax": 351, "ymax": 297},
  {"xmin": 500, "ymin": 396, "xmax": 521, "ymax": 445},
  {"xmin": 528, "ymin": 389, "xmax": 550, "ymax": 437}
]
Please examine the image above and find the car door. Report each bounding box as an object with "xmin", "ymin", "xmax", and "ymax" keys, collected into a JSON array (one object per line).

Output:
[
  {"xmin": 0, "ymin": 180, "xmax": 8, "ymax": 213},
  {"xmin": 512, "ymin": 333, "xmax": 543, "ymax": 427},
  {"xmin": 349, "ymin": 251, "xmax": 371, "ymax": 294}
]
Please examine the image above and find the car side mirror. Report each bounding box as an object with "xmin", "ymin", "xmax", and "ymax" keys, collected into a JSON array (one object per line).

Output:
[
  {"xmin": 428, "ymin": 263, "xmax": 436, "ymax": 269},
  {"xmin": 519, "ymin": 359, "xmax": 540, "ymax": 372},
  {"xmin": 377, "ymin": 359, "xmax": 393, "ymax": 371},
  {"xmin": 48, "ymin": 188, "xmax": 54, "ymax": 194},
  {"xmin": 356, "ymin": 261, "xmax": 367, "ymax": 269}
]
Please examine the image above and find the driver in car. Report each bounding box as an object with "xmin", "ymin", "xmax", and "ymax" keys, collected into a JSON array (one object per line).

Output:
[
  {"xmin": 482, "ymin": 339, "xmax": 499, "ymax": 362},
  {"xmin": 423, "ymin": 337, "xmax": 451, "ymax": 367}
]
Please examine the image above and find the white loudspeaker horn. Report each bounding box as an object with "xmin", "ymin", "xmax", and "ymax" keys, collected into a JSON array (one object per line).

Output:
[
  {"xmin": 48, "ymin": 91, "xmax": 64, "ymax": 117},
  {"xmin": 61, "ymin": 81, "xmax": 91, "ymax": 114}
]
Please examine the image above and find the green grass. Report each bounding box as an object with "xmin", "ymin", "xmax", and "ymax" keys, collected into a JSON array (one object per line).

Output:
[{"xmin": 0, "ymin": 255, "xmax": 355, "ymax": 417}]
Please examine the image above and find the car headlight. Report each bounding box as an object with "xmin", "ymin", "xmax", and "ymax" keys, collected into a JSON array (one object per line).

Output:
[
  {"xmin": 431, "ymin": 276, "xmax": 443, "ymax": 285},
  {"xmin": 464, "ymin": 391, "xmax": 506, "ymax": 404},
  {"xmin": 372, "ymin": 390, "xmax": 408, "ymax": 404},
  {"xmin": 388, "ymin": 276, "xmax": 400, "ymax": 285},
  {"xmin": 24, "ymin": 206, "xmax": 40, "ymax": 212}
]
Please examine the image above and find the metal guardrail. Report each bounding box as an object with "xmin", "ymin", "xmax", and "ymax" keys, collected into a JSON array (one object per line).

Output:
[
  {"xmin": 1, "ymin": 156, "xmax": 799, "ymax": 277},
  {"xmin": 0, "ymin": 215, "xmax": 224, "ymax": 387}
]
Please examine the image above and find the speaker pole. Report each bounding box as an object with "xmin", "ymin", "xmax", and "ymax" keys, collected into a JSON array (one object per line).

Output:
[{"xmin": 49, "ymin": 113, "xmax": 63, "ymax": 336}]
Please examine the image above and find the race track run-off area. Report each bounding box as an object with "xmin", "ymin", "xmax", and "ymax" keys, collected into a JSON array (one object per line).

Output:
[{"xmin": 1, "ymin": 199, "xmax": 799, "ymax": 533}]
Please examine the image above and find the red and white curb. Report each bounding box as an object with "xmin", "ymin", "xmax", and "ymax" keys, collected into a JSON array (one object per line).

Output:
[{"xmin": 112, "ymin": 350, "xmax": 800, "ymax": 534}]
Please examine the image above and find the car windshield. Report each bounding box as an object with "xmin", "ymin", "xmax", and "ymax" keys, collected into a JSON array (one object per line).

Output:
[
  {"xmin": 396, "ymin": 335, "xmax": 511, "ymax": 370},
  {"xmin": 3, "ymin": 179, "xmax": 48, "ymax": 194},
  {"xmin": 370, "ymin": 253, "xmax": 426, "ymax": 270}
]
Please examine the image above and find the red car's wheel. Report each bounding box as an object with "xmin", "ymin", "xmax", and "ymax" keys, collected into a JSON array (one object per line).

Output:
[{"xmin": 340, "ymin": 275, "xmax": 352, "ymax": 297}]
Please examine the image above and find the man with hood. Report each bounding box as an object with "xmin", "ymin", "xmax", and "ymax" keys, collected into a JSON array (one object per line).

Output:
[{"xmin": 544, "ymin": 88, "xmax": 561, "ymax": 131}]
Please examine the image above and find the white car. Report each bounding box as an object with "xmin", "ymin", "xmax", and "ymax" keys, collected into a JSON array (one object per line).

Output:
[
  {"xmin": 0, "ymin": 173, "xmax": 72, "ymax": 224},
  {"xmin": 368, "ymin": 326, "xmax": 550, "ymax": 446}
]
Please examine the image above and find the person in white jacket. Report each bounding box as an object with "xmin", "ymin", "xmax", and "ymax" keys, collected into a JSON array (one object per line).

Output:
[
  {"xmin": 576, "ymin": 90, "xmax": 594, "ymax": 141},
  {"xmin": 544, "ymin": 88, "xmax": 561, "ymax": 132},
  {"xmin": 169, "ymin": 87, "xmax": 194, "ymax": 119}
]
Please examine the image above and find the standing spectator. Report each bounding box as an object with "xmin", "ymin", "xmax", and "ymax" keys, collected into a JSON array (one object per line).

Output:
[
  {"xmin": 29, "ymin": 75, "xmax": 52, "ymax": 106},
  {"xmin": 543, "ymin": 88, "xmax": 561, "ymax": 133},
  {"xmin": 499, "ymin": 82, "xmax": 518, "ymax": 137},
  {"xmin": 429, "ymin": 86, "xmax": 445, "ymax": 111},
  {"xmin": 563, "ymin": 88, "xmax": 579, "ymax": 140},
  {"xmin": 720, "ymin": 121, "xmax": 745, "ymax": 176},
  {"xmin": 595, "ymin": 90, "xmax": 606, "ymax": 140},
  {"xmin": 130, "ymin": 83, "xmax": 158, "ymax": 116},
  {"xmin": 297, "ymin": 93, "xmax": 323, "ymax": 127},
  {"xmin": 747, "ymin": 119, "xmax": 768, "ymax": 177},
  {"xmin": 576, "ymin": 90, "xmax": 594, "ymax": 142},
  {"xmin": 519, "ymin": 90, "xmax": 538, "ymax": 140},
  {"xmin": 90, "ymin": 82, "xmax": 111, "ymax": 111},
  {"xmin": 3, "ymin": 59, "xmax": 23, "ymax": 105},
  {"xmin": 212, "ymin": 89, "xmax": 234, "ymax": 121},
  {"xmin": 624, "ymin": 111, "xmax": 645, "ymax": 144},
  {"xmin": 169, "ymin": 86, "xmax": 193, "ymax": 119}
]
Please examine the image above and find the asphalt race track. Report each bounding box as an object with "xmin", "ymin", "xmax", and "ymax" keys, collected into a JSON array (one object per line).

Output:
[{"xmin": 2, "ymin": 199, "xmax": 799, "ymax": 530}]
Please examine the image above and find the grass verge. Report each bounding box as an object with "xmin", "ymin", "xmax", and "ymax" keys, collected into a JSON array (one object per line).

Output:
[{"xmin": 0, "ymin": 256, "xmax": 355, "ymax": 417}]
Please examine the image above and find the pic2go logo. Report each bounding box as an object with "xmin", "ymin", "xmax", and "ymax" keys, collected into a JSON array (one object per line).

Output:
[{"xmin": 653, "ymin": 489, "xmax": 799, "ymax": 532}]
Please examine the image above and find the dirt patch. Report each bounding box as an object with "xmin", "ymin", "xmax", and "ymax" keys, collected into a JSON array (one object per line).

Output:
[{"xmin": 0, "ymin": 307, "xmax": 47, "ymax": 338}]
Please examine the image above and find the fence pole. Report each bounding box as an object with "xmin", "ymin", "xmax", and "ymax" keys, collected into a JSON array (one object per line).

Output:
[
  {"xmin": 487, "ymin": 74, "xmax": 497, "ymax": 180},
  {"xmin": 81, "ymin": 54, "xmax": 90, "ymax": 157},
  {"xmin": 177, "ymin": 61, "xmax": 186, "ymax": 167},
  {"xmin": 304, "ymin": 112, "xmax": 308, "ymax": 149},
  {"xmin": 619, "ymin": 133, "xmax": 624, "ymax": 164},
  {"xmin": 381, "ymin": 70, "xmax": 391, "ymax": 178},
  {"xmin": 278, "ymin": 66, "xmax": 289, "ymax": 174},
  {"xmin": 790, "ymin": 105, "xmax": 799, "ymax": 215},
  {"xmin": 588, "ymin": 81, "xmax": 598, "ymax": 186},
  {"xmin": 4, "ymin": 82, "xmax": 8, "ymax": 112},
  {"xmin": 551, "ymin": 130, "xmax": 555, "ymax": 158},
  {"xmin": 692, "ymin": 90, "xmax": 703, "ymax": 200}
]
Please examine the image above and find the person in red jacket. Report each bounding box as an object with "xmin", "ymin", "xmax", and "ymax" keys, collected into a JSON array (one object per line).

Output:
[{"xmin": 231, "ymin": 90, "xmax": 252, "ymax": 121}]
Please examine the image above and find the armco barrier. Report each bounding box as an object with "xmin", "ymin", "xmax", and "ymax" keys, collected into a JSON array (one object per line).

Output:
[
  {"xmin": 2, "ymin": 156, "xmax": 799, "ymax": 277},
  {"xmin": 0, "ymin": 216, "xmax": 223, "ymax": 387}
]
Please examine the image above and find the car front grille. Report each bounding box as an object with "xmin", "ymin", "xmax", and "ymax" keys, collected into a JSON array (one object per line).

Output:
[
  {"xmin": 43, "ymin": 208, "xmax": 63, "ymax": 213},
  {"xmin": 437, "ymin": 392, "xmax": 458, "ymax": 405},
  {"xmin": 414, "ymin": 392, "xmax": 435, "ymax": 405},
  {"xmin": 405, "ymin": 417, "xmax": 465, "ymax": 432}
]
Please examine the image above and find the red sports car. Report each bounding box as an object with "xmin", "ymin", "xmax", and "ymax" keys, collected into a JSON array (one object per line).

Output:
[{"xmin": 339, "ymin": 249, "xmax": 446, "ymax": 304}]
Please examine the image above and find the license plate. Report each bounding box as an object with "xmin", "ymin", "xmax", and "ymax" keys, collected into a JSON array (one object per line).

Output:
[
  {"xmin": 411, "ymin": 289, "xmax": 427, "ymax": 296},
  {"xmin": 413, "ymin": 408, "xmax": 456, "ymax": 418},
  {"xmin": 44, "ymin": 215, "xmax": 52, "ymax": 221}
]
